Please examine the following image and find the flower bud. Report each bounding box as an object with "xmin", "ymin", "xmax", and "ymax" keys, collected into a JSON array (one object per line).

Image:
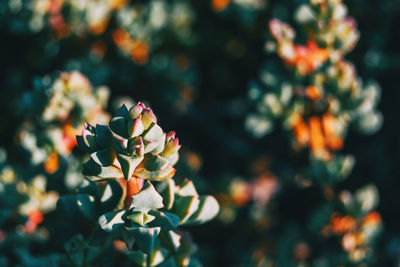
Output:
[
  {"xmin": 129, "ymin": 102, "xmax": 145, "ymax": 119},
  {"xmin": 141, "ymin": 107, "xmax": 157, "ymax": 129}
]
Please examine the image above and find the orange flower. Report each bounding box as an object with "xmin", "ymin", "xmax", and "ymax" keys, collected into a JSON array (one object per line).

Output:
[
  {"xmin": 62, "ymin": 123, "xmax": 79, "ymax": 153},
  {"xmin": 287, "ymin": 41, "xmax": 329, "ymax": 75},
  {"xmin": 44, "ymin": 153, "xmax": 59, "ymax": 174},
  {"xmin": 229, "ymin": 179, "xmax": 250, "ymax": 207},
  {"xmin": 131, "ymin": 40, "xmax": 149, "ymax": 65},
  {"xmin": 212, "ymin": 0, "xmax": 230, "ymax": 12},
  {"xmin": 305, "ymin": 85, "xmax": 322, "ymax": 100},
  {"xmin": 363, "ymin": 211, "xmax": 381, "ymax": 227},
  {"xmin": 113, "ymin": 29, "xmax": 130, "ymax": 48},
  {"xmin": 24, "ymin": 210, "xmax": 44, "ymax": 233},
  {"xmin": 109, "ymin": 0, "xmax": 128, "ymax": 10},
  {"xmin": 292, "ymin": 116, "xmax": 310, "ymax": 146},
  {"xmin": 89, "ymin": 20, "xmax": 109, "ymax": 35},
  {"xmin": 309, "ymin": 116, "xmax": 326, "ymax": 156},
  {"xmin": 331, "ymin": 214, "xmax": 357, "ymax": 234},
  {"xmin": 322, "ymin": 114, "xmax": 343, "ymax": 150}
]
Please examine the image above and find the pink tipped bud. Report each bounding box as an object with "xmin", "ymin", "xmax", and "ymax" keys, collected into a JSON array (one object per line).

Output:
[
  {"xmin": 166, "ymin": 131, "xmax": 176, "ymax": 142},
  {"xmin": 129, "ymin": 118, "xmax": 144, "ymax": 138},
  {"xmin": 161, "ymin": 137, "xmax": 181, "ymax": 158},
  {"xmin": 141, "ymin": 108, "xmax": 157, "ymax": 129},
  {"xmin": 129, "ymin": 102, "xmax": 145, "ymax": 119}
]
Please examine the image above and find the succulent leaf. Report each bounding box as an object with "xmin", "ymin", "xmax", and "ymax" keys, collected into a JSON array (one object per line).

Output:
[
  {"xmin": 148, "ymin": 210, "xmax": 180, "ymax": 231},
  {"xmin": 130, "ymin": 181, "xmax": 164, "ymax": 212},
  {"xmin": 127, "ymin": 226, "xmax": 161, "ymax": 254},
  {"xmin": 185, "ymin": 196, "xmax": 220, "ymax": 225},
  {"xmin": 98, "ymin": 210, "xmax": 125, "ymax": 232},
  {"xmin": 127, "ymin": 250, "xmax": 148, "ymax": 267}
]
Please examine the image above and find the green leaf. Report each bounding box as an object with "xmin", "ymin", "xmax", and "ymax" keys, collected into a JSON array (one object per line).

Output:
[
  {"xmin": 126, "ymin": 211, "xmax": 156, "ymax": 226},
  {"xmin": 185, "ymin": 196, "xmax": 219, "ymax": 225},
  {"xmin": 76, "ymin": 135, "xmax": 94, "ymax": 153},
  {"xmin": 100, "ymin": 180, "xmax": 123, "ymax": 212},
  {"xmin": 157, "ymin": 257, "xmax": 177, "ymax": 267},
  {"xmin": 127, "ymin": 250, "xmax": 148, "ymax": 267},
  {"xmin": 110, "ymin": 116, "xmax": 128, "ymax": 138},
  {"xmin": 148, "ymin": 210, "xmax": 180, "ymax": 231},
  {"xmin": 143, "ymin": 124, "xmax": 165, "ymax": 153},
  {"xmin": 171, "ymin": 196, "xmax": 200, "ymax": 224},
  {"xmin": 76, "ymin": 194, "xmax": 97, "ymax": 220},
  {"xmin": 91, "ymin": 149, "xmax": 115, "ymax": 166},
  {"xmin": 159, "ymin": 179, "xmax": 175, "ymax": 209},
  {"xmin": 65, "ymin": 235, "xmax": 85, "ymax": 267},
  {"xmin": 144, "ymin": 155, "xmax": 168, "ymax": 171},
  {"xmin": 143, "ymin": 124, "xmax": 164, "ymax": 142},
  {"xmin": 82, "ymin": 158, "xmax": 123, "ymax": 179},
  {"xmin": 134, "ymin": 156, "xmax": 176, "ymax": 181},
  {"xmin": 117, "ymin": 153, "xmax": 144, "ymax": 181},
  {"xmin": 95, "ymin": 125, "xmax": 113, "ymax": 148},
  {"xmin": 130, "ymin": 181, "xmax": 164, "ymax": 212},
  {"xmin": 98, "ymin": 210, "xmax": 125, "ymax": 232},
  {"xmin": 149, "ymin": 246, "xmax": 169, "ymax": 267},
  {"xmin": 177, "ymin": 180, "xmax": 198, "ymax": 197},
  {"xmin": 57, "ymin": 195, "xmax": 83, "ymax": 219},
  {"xmin": 115, "ymin": 104, "xmax": 129, "ymax": 117},
  {"xmin": 159, "ymin": 230, "xmax": 182, "ymax": 252},
  {"xmin": 128, "ymin": 226, "xmax": 161, "ymax": 254}
]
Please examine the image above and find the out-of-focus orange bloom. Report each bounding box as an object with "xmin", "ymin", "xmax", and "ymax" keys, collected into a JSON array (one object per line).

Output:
[
  {"xmin": 24, "ymin": 210, "xmax": 44, "ymax": 233},
  {"xmin": 305, "ymin": 85, "xmax": 323, "ymax": 100},
  {"xmin": 109, "ymin": 0, "xmax": 128, "ymax": 10},
  {"xmin": 186, "ymin": 151, "xmax": 202, "ymax": 170},
  {"xmin": 131, "ymin": 40, "xmax": 149, "ymax": 65},
  {"xmin": 113, "ymin": 29, "xmax": 149, "ymax": 64},
  {"xmin": 362, "ymin": 211, "xmax": 381, "ymax": 227},
  {"xmin": 89, "ymin": 20, "xmax": 109, "ymax": 35},
  {"xmin": 113, "ymin": 29, "xmax": 130, "ymax": 47},
  {"xmin": 283, "ymin": 41, "xmax": 329, "ymax": 75},
  {"xmin": 212, "ymin": 0, "xmax": 230, "ymax": 12},
  {"xmin": 322, "ymin": 113, "xmax": 343, "ymax": 150},
  {"xmin": 292, "ymin": 113, "xmax": 343, "ymax": 159},
  {"xmin": 62, "ymin": 123, "xmax": 79, "ymax": 153},
  {"xmin": 229, "ymin": 179, "xmax": 251, "ymax": 207},
  {"xmin": 331, "ymin": 214, "xmax": 357, "ymax": 234},
  {"xmin": 292, "ymin": 116, "xmax": 310, "ymax": 146},
  {"xmin": 309, "ymin": 116, "xmax": 327, "ymax": 158},
  {"xmin": 44, "ymin": 153, "xmax": 59, "ymax": 174}
]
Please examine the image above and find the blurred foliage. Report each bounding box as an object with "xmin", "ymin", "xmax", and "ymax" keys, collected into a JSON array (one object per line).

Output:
[{"xmin": 0, "ymin": 0, "xmax": 400, "ymax": 266}]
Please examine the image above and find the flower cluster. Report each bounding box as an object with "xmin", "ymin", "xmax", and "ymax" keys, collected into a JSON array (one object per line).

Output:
[
  {"xmin": 321, "ymin": 185, "xmax": 382, "ymax": 262},
  {"xmin": 246, "ymin": 0, "xmax": 382, "ymax": 161},
  {"xmin": 18, "ymin": 71, "xmax": 109, "ymax": 176},
  {"xmin": 0, "ymin": 153, "xmax": 60, "ymax": 266},
  {"xmin": 2, "ymin": 0, "xmax": 194, "ymax": 65},
  {"xmin": 242, "ymin": 0, "xmax": 384, "ymax": 265}
]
